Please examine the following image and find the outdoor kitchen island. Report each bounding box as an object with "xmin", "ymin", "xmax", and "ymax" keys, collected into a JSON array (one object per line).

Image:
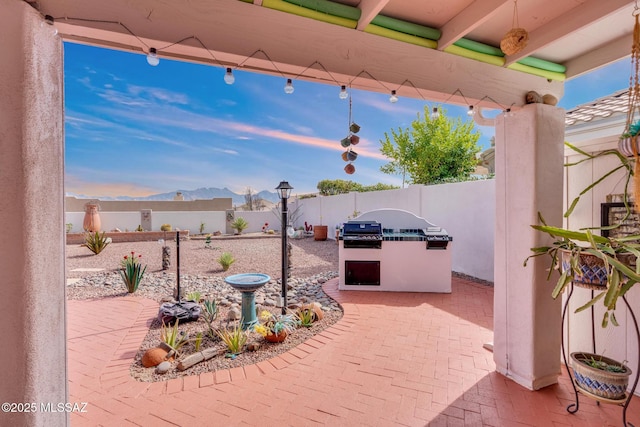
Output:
[{"xmin": 338, "ymin": 209, "xmax": 453, "ymax": 293}]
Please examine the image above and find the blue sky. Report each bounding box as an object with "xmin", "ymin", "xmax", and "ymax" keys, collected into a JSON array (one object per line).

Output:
[{"xmin": 64, "ymin": 42, "xmax": 630, "ymax": 197}]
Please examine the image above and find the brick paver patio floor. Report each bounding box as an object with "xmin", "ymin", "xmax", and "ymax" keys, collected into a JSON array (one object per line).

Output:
[{"xmin": 67, "ymin": 277, "xmax": 638, "ymax": 426}]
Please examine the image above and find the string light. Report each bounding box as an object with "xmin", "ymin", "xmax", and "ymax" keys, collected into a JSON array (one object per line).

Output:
[
  {"xmin": 284, "ymin": 79, "xmax": 294, "ymax": 94},
  {"xmin": 339, "ymin": 85, "xmax": 349, "ymax": 100},
  {"xmin": 224, "ymin": 68, "xmax": 235, "ymax": 85},
  {"xmin": 146, "ymin": 48, "xmax": 159, "ymax": 66},
  {"xmin": 42, "ymin": 15, "xmax": 58, "ymax": 36},
  {"xmin": 47, "ymin": 15, "xmax": 523, "ymax": 109}
]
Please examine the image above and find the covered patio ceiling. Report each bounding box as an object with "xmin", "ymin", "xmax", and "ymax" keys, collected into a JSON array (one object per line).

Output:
[{"xmin": 33, "ymin": 0, "xmax": 635, "ymax": 109}]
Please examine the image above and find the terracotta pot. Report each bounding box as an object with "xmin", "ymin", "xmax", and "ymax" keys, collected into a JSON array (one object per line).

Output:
[
  {"xmin": 83, "ymin": 203, "xmax": 101, "ymax": 232},
  {"xmin": 314, "ymin": 225, "xmax": 328, "ymax": 241},
  {"xmin": 265, "ymin": 331, "xmax": 287, "ymax": 343}
]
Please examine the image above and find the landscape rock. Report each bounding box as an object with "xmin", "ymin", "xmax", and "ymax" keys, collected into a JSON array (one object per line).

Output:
[{"xmin": 156, "ymin": 361, "xmax": 171, "ymax": 374}]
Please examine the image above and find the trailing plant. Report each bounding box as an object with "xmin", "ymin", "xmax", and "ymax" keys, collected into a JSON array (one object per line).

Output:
[
  {"xmin": 231, "ymin": 217, "xmax": 249, "ymax": 234},
  {"xmin": 216, "ymin": 323, "xmax": 247, "ymax": 355},
  {"xmin": 160, "ymin": 224, "xmax": 172, "ymax": 232},
  {"xmin": 161, "ymin": 319, "xmax": 189, "ymax": 353},
  {"xmin": 119, "ymin": 251, "xmax": 147, "ymax": 293},
  {"xmin": 185, "ymin": 291, "xmax": 201, "ymax": 302},
  {"xmin": 218, "ymin": 252, "xmax": 235, "ymax": 271},
  {"xmin": 254, "ymin": 310, "xmax": 300, "ymax": 337},
  {"xmin": 83, "ymin": 231, "xmax": 110, "ymax": 255},
  {"xmin": 527, "ymin": 142, "xmax": 640, "ymax": 327}
]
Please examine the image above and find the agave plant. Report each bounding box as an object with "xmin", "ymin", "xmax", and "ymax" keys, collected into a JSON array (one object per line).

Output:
[
  {"xmin": 218, "ymin": 252, "xmax": 235, "ymax": 271},
  {"xmin": 119, "ymin": 251, "xmax": 147, "ymax": 293},
  {"xmin": 216, "ymin": 323, "xmax": 247, "ymax": 355},
  {"xmin": 83, "ymin": 231, "xmax": 110, "ymax": 255},
  {"xmin": 231, "ymin": 217, "xmax": 249, "ymax": 234}
]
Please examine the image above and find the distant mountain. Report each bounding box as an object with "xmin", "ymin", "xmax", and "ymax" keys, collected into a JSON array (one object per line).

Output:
[{"xmin": 66, "ymin": 187, "xmax": 282, "ymax": 205}]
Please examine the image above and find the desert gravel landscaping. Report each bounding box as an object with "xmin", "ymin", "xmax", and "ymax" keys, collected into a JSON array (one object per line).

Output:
[{"xmin": 66, "ymin": 234, "xmax": 342, "ymax": 381}]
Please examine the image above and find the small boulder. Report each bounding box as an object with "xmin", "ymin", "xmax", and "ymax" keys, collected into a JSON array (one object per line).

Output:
[
  {"xmin": 156, "ymin": 361, "xmax": 171, "ymax": 374},
  {"xmin": 142, "ymin": 347, "xmax": 168, "ymax": 368},
  {"xmin": 227, "ymin": 307, "xmax": 241, "ymax": 321},
  {"xmin": 246, "ymin": 342, "xmax": 261, "ymax": 352}
]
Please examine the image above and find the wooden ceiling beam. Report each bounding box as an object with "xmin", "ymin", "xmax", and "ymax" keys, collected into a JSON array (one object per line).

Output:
[
  {"xmin": 438, "ymin": 0, "xmax": 510, "ymax": 50},
  {"xmin": 356, "ymin": 0, "xmax": 390, "ymax": 31},
  {"xmin": 564, "ymin": 34, "xmax": 631, "ymax": 79}
]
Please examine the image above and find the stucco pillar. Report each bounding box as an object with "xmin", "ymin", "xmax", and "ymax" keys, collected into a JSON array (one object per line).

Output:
[
  {"xmin": 493, "ymin": 103, "xmax": 564, "ymax": 390},
  {"xmin": 0, "ymin": 1, "xmax": 67, "ymax": 426}
]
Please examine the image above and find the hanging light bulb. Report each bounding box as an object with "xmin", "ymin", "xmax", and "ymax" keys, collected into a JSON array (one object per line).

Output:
[
  {"xmin": 41, "ymin": 15, "xmax": 58, "ymax": 36},
  {"xmin": 146, "ymin": 48, "xmax": 160, "ymax": 66},
  {"xmin": 389, "ymin": 90, "xmax": 399, "ymax": 103},
  {"xmin": 431, "ymin": 106, "xmax": 439, "ymax": 119},
  {"xmin": 504, "ymin": 108, "xmax": 512, "ymax": 117},
  {"xmin": 467, "ymin": 105, "xmax": 475, "ymax": 116},
  {"xmin": 339, "ymin": 85, "xmax": 349, "ymax": 100},
  {"xmin": 284, "ymin": 78, "xmax": 294, "ymax": 94},
  {"xmin": 224, "ymin": 68, "xmax": 235, "ymax": 85}
]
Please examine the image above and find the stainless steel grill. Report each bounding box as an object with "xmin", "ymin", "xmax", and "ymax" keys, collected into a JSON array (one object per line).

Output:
[{"xmin": 341, "ymin": 221, "xmax": 382, "ymax": 249}]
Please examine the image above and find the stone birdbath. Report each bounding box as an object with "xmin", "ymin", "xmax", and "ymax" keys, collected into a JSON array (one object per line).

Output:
[{"xmin": 224, "ymin": 273, "xmax": 271, "ymax": 329}]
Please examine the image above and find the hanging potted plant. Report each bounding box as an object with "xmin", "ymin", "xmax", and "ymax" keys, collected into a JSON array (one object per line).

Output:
[{"xmin": 525, "ymin": 143, "xmax": 640, "ymax": 327}]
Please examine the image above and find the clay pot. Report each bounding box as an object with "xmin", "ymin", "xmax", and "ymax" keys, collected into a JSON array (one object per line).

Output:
[
  {"xmin": 265, "ymin": 331, "xmax": 287, "ymax": 343},
  {"xmin": 83, "ymin": 203, "xmax": 101, "ymax": 232},
  {"xmin": 141, "ymin": 347, "xmax": 169, "ymax": 367}
]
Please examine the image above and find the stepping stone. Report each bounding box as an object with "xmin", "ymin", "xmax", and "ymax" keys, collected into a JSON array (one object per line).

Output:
[
  {"xmin": 70, "ymin": 268, "xmax": 105, "ymax": 272},
  {"xmin": 66, "ymin": 278, "xmax": 81, "ymax": 285}
]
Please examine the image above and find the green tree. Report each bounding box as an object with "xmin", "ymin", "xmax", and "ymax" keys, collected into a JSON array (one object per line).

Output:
[
  {"xmin": 316, "ymin": 179, "xmax": 399, "ymax": 196},
  {"xmin": 379, "ymin": 106, "xmax": 481, "ymax": 185}
]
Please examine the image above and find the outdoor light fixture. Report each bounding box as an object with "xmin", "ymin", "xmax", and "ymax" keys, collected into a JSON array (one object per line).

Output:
[
  {"xmin": 224, "ymin": 68, "xmax": 235, "ymax": 85},
  {"xmin": 42, "ymin": 15, "xmax": 58, "ymax": 36},
  {"xmin": 431, "ymin": 106, "xmax": 440, "ymax": 119},
  {"xmin": 284, "ymin": 79, "xmax": 294, "ymax": 94},
  {"xmin": 275, "ymin": 181, "xmax": 293, "ymax": 315},
  {"xmin": 339, "ymin": 85, "xmax": 349, "ymax": 100},
  {"xmin": 147, "ymin": 48, "xmax": 160, "ymax": 66},
  {"xmin": 467, "ymin": 105, "xmax": 475, "ymax": 116},
  {"xmin": 389, "ymin": 90, "xmax": 399, "ymax": 103}
]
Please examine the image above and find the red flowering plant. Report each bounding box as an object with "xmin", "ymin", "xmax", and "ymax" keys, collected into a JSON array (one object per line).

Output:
[
  {"xmin": 262, "ymin": 222, "xmax": 269, "ymax": 233},
  {"xmin": 119, "ymin": 251, "xmax": 147, "ymax": 293}
]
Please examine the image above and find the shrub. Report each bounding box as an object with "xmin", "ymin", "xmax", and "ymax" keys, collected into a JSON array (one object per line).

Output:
[
  {"xmin": 185, "ymin": 291, "xmax": 201, "ymax": 302},
  {"xmin": 231, "ymin": 217, "xmax": 248, "ymax": 234},
  {"xmin": 199, "ymin": 221, "xmax": 206, "ymax": 234},
  {"xmin": 160, "ymin": 224, "xmax": 172, "ymax": 232},
  {"xmin": 83, "ymin": 231, "xmax": 110, "ymax": 255},
  {"xmin": 66, "ymin": 223, "xmax": 73, "ymax": 233},
  {"xmin": 218, "ymin": 252, "xmax": 235, "ymax": 271},
  {"xmin": 119, "ymin": 251, "xmax": 147, "ymax": 293}
]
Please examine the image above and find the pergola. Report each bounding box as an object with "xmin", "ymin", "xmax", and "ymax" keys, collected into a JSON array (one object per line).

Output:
[{"xmin": 1, "ymin": 0, "xmax": 638, "ymax": 425}]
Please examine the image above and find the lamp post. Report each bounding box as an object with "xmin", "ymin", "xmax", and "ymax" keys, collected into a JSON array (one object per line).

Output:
[{"xmin": 276, "ymin": 180, "xmax": 293, "ymax": 315}]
